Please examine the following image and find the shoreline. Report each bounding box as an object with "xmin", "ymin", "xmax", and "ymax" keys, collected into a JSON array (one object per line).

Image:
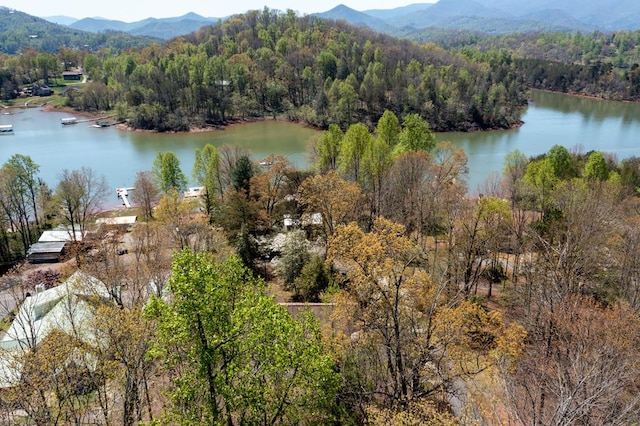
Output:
[
  {"xmin": 528, "ymin": 88, "xmax": 637, "ymax": 104},
  {"xmin": 45, "ymin": 105, "xmax": 523, "ymax": 135},
  {"xmin": 42, "ymin": 103, "xmax": 319, "ymax": 134}
]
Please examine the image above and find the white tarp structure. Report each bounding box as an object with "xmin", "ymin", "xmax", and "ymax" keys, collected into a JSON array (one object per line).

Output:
[
  {"xmin": 95, "ymin": 216, "xmax": 137, "ymax": 226},
  {"xmin": 38, "ymin": 229, "xmax": 83, "ymax": 242}
]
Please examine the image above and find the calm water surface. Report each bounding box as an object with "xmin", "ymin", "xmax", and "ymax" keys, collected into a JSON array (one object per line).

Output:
[
  {"xmin": 441, "ymin": 91, "xmax": 640, "ymax": 192},
  {"xmin": 0, "ymin": 90, "xmax": 639, "ymax": 207},
  {"xmin": 0, "ymin": 113, "xmax": 318, "ymax": 207}
]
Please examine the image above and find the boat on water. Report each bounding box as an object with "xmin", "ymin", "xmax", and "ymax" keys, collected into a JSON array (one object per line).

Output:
[
  {"xmin": 92, "ymin": 119, "xmax": 109, "ymax": 128},
  {"xmin": 61, "ymin": 117, "xmax": 77, "ymax": 125},
  {"xmin": 0, "ymin": 124, "xmax": 13, "ymax": 134}
]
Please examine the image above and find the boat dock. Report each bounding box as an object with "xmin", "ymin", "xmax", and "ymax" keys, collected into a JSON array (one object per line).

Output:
[
  {"xmin": 58, "ymin": 116, "xmax": 117, "ymax": 127},
  {"xmin": 61, "ymin": 117, "xmax": 77, "ymax": 125},
  {"xmin": 116, "ymin": 187, "xmax": 134, "ymax": 208}
]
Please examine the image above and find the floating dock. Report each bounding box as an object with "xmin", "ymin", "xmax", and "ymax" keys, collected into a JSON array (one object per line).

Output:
[
  {"xmin": 115, "ymin": 187, "xmax": 134, "ymax": 208},
  {"xmin": 61, "ymin": 117, "xmax": 77, "ymax": 125}
]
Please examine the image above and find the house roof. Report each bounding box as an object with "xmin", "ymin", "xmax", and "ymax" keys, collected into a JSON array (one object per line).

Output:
[
  {"xmin": 27, "ymin": 241, "xmax": 66, "ymax": 255},
  {"xmin": 0, "ymin": 271, "xmax": 112, "ymax": 387}
]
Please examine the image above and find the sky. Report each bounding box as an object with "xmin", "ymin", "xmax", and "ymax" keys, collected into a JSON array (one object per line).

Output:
[{"xmin": 1, "ymin": 1, "xmax": 436, "ymax": 22}]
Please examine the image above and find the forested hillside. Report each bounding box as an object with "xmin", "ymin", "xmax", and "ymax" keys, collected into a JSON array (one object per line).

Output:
[
  {"xmin": 59, "ymin": 9, "xmax": 526, "ymax": 132},
  {"xmin": 455, "ymin": 31, "xmax": 640, "ymax": 101}
]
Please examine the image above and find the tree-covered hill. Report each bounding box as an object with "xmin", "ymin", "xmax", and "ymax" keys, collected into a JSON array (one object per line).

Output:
[
  {"xmin": 454, "ymin": 30, "xmax": 640, "ymax": 101},
  {"xmin": 65, "ymin": 8, "xmax": 526, "ymax": 132},
  {"xmin": 0, "ymin": 7, "xmax": 159, "ymax": 54}
]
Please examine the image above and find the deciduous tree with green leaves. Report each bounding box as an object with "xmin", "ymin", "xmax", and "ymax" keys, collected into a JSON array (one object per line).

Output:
[
  {"xmin": 339, "ymin": 122, "xmax": 373, "ymax": 182},
  {"xmin": 583, "ymin": 150, "xmax": 609, "ymax": 181},
  {"xmin": 193, "ymin": 143, "xmax": 220, "ymax": 218},
  {"xmin": 375, "ymin": 110, "xmax": 401, "ymax": 148},
  {"xmin": 314, "ymin": 123, "xmax": 343, "ymax": 173},
  {"xmin": 399, "ymin": 113, "xmax": 437, "ymax": 153},
  {"xmin": 145, "ymin": 249, "xmax": 340, "ymax": 425},
  {"xmin": 152, "ymin": 151, "xmax": 187, "ymax": 194}
]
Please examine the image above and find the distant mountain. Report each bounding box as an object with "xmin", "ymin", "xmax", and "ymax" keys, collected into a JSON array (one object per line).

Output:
[
  {"xmin": 311, "ymin": 0, "xmax": 640, "ymax": 36},
  {"xmin": 42, "ymin": 15, "xmax": 78, "ymax": 26},
  {"xmin": 462, "ymin": 0, "xmax": 640, "ymax": 31},
  {"xmin": 520, "ymin": 9, "xmax": 593, "ymax": 32},
  {"xmin": 70, "ymin": 17, "xmax": 130, "ymax": 33},
  {"xmin": 312, "ymin": 5, "xmax": 395, "ymax": 33},
  {"xmin": 363, "ymin": 3, "xmax": 434, "ymax": 20},
  {"xmin": 129, "ymin": 18, "xmax": 219, "ymax": 39},
  {"xmin": 69, "ymin": 13, "xmax": 219, "ymax": 40},
  {"xmin": 386, "ymin": 0, "xmax": 509, "ymax": 29},
  {"xmin": 0, "ymin": 7, "xmax": 159, "ymax": 54},
  {"xmin": 17, "ymin": 0, "xmax": 640, "ymax": 50}
]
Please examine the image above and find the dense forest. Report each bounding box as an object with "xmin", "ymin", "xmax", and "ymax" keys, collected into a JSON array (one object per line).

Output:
[
  {"xmin": 0, "ymin": 9, "xmax": 528, "ymax": 132},
  {"xmin": 0, "ymin": 6, "xmax": 640, "ymax": 425},
  {"xmin": 4, "ymin": 10, "xmax": 640, "ymax": 132},
  {"xmin": 452, "ymin": 30, "xmax": 640, "ymax": 101}
]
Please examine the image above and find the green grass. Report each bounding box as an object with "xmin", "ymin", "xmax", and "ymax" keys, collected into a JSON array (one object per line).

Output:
[{"xmin": 2, "ymin": 93, "xmax": 66, "ymax": 108}]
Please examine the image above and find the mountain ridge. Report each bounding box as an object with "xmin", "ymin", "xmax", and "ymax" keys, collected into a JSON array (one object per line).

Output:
[{"xmin": 34, "ymin": 0, "xmax": 640, "ymax": 42}]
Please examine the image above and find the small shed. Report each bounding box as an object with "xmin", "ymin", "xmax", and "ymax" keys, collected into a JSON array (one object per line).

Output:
[{"xmin": 27, "ymin": 241, "xmax": 66, "ymax": 263}]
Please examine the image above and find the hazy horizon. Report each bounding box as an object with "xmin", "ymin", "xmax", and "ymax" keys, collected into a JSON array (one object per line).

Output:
[{"xmin": 1, "ymin": 1, "xmax": 437, "ymax": 23}]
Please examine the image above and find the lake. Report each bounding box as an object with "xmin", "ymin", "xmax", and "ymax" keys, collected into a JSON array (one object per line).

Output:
[
  {"xmin": 0, "ymin": 90, "xmax": 639, "ymax": 207},
  {"xmin": 440, "ymin": 90, "xmax": 640, "ymax": 192},
  {"xmin": 0, "ymin": 112, "xmax": 318, "ymax": 208}
]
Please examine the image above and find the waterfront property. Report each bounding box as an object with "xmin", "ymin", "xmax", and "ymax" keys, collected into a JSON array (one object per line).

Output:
[
  {"xmin": 95, "ymin": 215, "xmax": 137, "ymax": 232},
  {"xmin": 27, "ymin": 228, "xmax": 83, "ymax": 262},
  {"xmin": 184, "ymin": 186, "xmax": 204, "ymax": 198}
]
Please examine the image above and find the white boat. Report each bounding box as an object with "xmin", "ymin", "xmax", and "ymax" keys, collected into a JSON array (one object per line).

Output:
[
  {"xmin": 92, "ymin": 119, "xmax": 109, "ymax": 128},
  {"xmin": 0, "ymin": 124, "xmax": 13, "ymax": 134},
  {"xmin": 61, "ymin": 117, "xmax": 77, "ymax": 125}
]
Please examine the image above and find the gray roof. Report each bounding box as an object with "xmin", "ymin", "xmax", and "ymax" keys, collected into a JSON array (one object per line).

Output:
[{"xmin": 27, "ymin": 241, "xmax": 66, "ymax": 255}]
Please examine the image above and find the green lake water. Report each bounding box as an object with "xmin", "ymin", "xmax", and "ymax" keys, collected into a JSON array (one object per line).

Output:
[{"xmin": 0, "ymin": 90, "xmax": 639, "ymax": 207}]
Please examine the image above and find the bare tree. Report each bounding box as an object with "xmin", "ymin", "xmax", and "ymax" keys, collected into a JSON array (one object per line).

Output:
[
  {"xmin": 503, "ymin": 296, "xmax": 640, "ymax": 426},
  {"xmin": 217, "ymin": 144, "xmax": 250, "ymax": 198},
  {"xmin": 130, "ymin": 170, "xmax": 160, "ymax": 220},
  {"xmin": 55, "ymin": 167, "xmax": 108, "ymax": 242}
]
